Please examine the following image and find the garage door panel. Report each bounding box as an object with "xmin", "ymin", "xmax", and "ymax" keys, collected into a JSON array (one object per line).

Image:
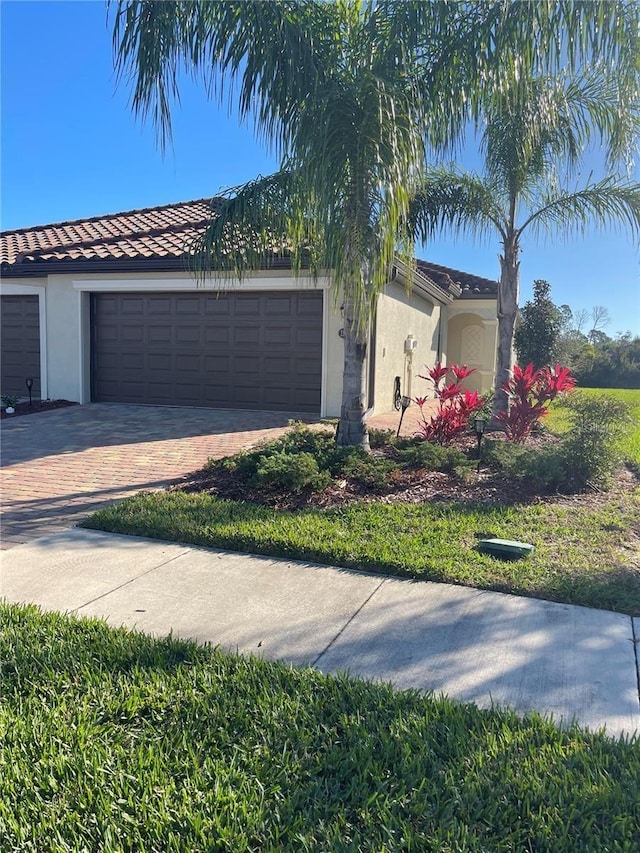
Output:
[
  {"xmin": 265, "ymin": 295, "xmax": 292, "ymax": 314},
  {"xmin": 148, "ymin": 353, "xmax": 172, "ymax": 371},
  {"xmin": 205, "ymin": 326, "xmax": 230, "ymax": 344},
  {"xmin": 175, "ymin": 325, "xmax": 202, "ymax": 344},
  {"xmin": 176, "ymin": 354, "xmax": 201, "ymax": 372},
  {"xmin": 148, "ymin": 325, "xmax": 172, "ymax": 344},
  {"xmin": 296, "ymin": 327, "xmax": 322, "ymax": 347},
  {"xmin": 122, "ymin": 326, "xmax": 145, "ymax": 343},
  {"xmin": 235, "ymin": 296, "xmax": 261, "ymax": 315},
  {"xmin": 234, "ymin": 355, "xmax": 261, "ymax": 374},
  {"xmin": 121, "ymin": 298, "xmax": 145, "ymax": 315},
  {"xmin": 148, "ymin": 297, "xmax": 172, "ymax": 314},
  {"xmin": 234, "ymin": 326, "xmax": 261, "ymax": 346},
  {"xmin": 92, "ymin": 291, "xmax": 322, "ymax": 412},
  {"xmin": 120, "ymin": 352, "xmax": 145, "ymax": 370},
  {"xmin": 1, "ymin": 295, "xmax": 41, "ymax": 397},
  {"xmin": 176, "ymin": 296, "xmax": 201, "ymax": 314},
  {"xmin": 204, "ymin": 296, "xmax": 231, "ymax": 315},
  {"xmin": 264, "ymin": 357, "xmax": 290, "ymax": 375}
]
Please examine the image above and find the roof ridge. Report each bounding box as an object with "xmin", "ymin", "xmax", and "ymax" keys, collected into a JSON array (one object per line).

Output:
[{"xmin": 1, "ymin": 197, "xmax": 221, "ymax": 238}]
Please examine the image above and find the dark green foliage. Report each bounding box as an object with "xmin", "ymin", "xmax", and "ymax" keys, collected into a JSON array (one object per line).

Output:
[
  {"xmin": 397, "ymin": 441, "xmax": 469, "ymax": 473},
  {"xmin": 211, "ymin": 425, "xmax": 480, "ymax": 494},
  {"xmin": 367, "ymin": 427, "xmax": 396, "ymax": 448},
  {"xmin": 574, "ymin": 333, "xmax": 640, "ymax": 389},
  {"xmin": 559, "ymin": 393, "xmax": 631, "ymax": 489},
  {"xmin": 338, "ymin": 452, "xmax": 396, "ymax": 489},
  {"xmin": 514, "ymin": 279, "xmax": 563, "ymax": 369},
  {"xmin": 253, "ymin": 450, "xmax": 331, "ymax": 493},
  {"xmin": 486, "ymin": 393, "xmax": 631, "ymax": 492},
  {"xmin": 3, "ymin": 603, "xmax": 640, "ymax": 852}
]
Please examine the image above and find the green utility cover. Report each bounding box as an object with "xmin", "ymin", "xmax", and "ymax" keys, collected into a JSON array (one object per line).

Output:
[{"xmin": 477, "ymin": 538, "xmax": 535, "ymax": 559}]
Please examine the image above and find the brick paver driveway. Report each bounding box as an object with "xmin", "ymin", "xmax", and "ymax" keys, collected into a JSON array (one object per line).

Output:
[{"xmin": 0, "ymin": 404, "xmax": 321, "ymax": 548}]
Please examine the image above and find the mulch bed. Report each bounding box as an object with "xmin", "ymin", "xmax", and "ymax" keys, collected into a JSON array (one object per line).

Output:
[
  {"xmin": 0, "ymin": 400, "xmax": 78, "ymax": 420},
  {"xmin": 172, "ymin": 429, "xmax": 638, "ymax": 512}
]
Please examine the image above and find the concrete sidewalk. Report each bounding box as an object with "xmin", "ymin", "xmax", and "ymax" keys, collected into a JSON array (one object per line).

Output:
[{"xmin": 2, "ymin": 527, "xmax": 638, "ymax": 738}]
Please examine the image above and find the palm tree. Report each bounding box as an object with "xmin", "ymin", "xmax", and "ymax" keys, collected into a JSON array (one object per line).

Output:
[
  {"xmin": 409, "ymin": 70, "xmax": 640, "ymax": 417},
  {"xmin": 112, "ymin": 0, "xmax": 640, "ymax": 444}
]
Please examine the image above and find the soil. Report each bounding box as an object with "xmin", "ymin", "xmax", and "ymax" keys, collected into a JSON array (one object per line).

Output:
[
  {"xmin": 172, "ymin": 430, "xmax": 639, "ymax": 512},
  {"xmin": 0, "ymin": 400, "xmax": 78, "ymax": 420}
]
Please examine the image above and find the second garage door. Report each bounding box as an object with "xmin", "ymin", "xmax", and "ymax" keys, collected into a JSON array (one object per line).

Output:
[
  {"xmin": 91, "ymin": 290, "xmax": 323, "ymax": 412},
  {"xmin": 1, "ymin": 294, "xmax": 41, "ymax": 399}
]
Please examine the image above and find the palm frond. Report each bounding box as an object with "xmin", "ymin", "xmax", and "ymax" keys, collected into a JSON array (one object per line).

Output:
[
  {"xmin": 520, "ymin": 177, "xmax": 640, "ymax": 242},
  {"xmin": 188, "ymin": 170, "xmax": 320, "ymax": 280},
  {"xmin": 408, "ymin": 168, "xmax": 506, "ymax": 244}
]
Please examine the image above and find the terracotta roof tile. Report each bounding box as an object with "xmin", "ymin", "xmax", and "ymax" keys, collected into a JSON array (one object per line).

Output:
[
  {"xmin": 1, "ymin": 198, "xmax": 498, "ymax": 300},
  {"xmin": 1, "ymin": 198, "xmax": 218, "ymax": 267},
  {"xmin": 417, "ymin": 259, "xmax": 498, "ymax": 298}
]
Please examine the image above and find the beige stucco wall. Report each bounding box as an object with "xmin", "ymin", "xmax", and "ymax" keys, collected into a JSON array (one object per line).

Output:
[
  {"xmin": 372, "ymin": 281, "xmax": 442, "ymax": 415},
  {"xmin": 445, "ymin": 300, "xmax": 498, "ymax": 393}
]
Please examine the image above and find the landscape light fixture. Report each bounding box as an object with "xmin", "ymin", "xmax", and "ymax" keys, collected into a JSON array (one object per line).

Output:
[
  {"xmin": 25, "ymin": 377, "xmax": 33, "ymax": 406},
  {"xmin": 474, "ymin": 416, "xmax": 486, "ymax": 472},
  {"xmin": 396, "ymin": 395, "xmax": 412, "ymax": 437}
]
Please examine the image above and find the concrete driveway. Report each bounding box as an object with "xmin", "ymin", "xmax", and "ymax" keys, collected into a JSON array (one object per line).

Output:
[{"xmin": 0, "ymin": 403, "xmax": 319, "ymax": 548}]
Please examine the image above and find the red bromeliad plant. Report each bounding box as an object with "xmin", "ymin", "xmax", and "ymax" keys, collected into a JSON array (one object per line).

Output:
[
  {"xmin": 498, "ymin": 363, "xmax": 575, "ymax": 442},
  {"xmin": 415, "ymin": 362, "xmax": 483, "ymax": 445}
]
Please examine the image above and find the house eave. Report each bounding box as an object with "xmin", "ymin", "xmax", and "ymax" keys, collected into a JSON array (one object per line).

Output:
[
  {"xmin": 0, "ymin": 255, "xmax": 299, "ymax": 279},
  {"xmin": 392, "ymin": 257, "xmax": 457, "ymax": 305}
]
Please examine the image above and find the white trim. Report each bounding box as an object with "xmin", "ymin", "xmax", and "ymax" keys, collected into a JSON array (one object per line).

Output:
[
  {"xmin": 72, "ymin": 275, "xmax": 332, "ymax": 293},
  {"xmin": 38, "ymin": 288, "xmax": 48, "ymax": 400},
  {"xmin": 320, "ymin": 290, "xmax": 329, "ymax": 418}
]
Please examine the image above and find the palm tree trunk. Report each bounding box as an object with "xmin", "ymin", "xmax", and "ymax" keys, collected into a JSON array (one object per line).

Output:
[
  {"xmin": 337, "ymin": 292, "xmax": 370, "ymax": 449},
  {"xmin": 493, "ymin": 240, "xmax": 520, "ymax": 419}
]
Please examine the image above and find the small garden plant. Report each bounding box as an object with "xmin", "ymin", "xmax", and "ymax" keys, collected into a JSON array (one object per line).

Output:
[
  {"xmin": 498, "ymin": 363, "xmax": 576, "ymax": 442},
  {"xmin": 414, "ymin": 362, "xmax": 483, "ymax": 444},
  {"xmin": 1, "ymin": 393, "xmax": 21, "ymax": 409}
]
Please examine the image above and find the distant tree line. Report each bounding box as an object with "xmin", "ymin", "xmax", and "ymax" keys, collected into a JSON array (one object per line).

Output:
[{"xmin": 514, "ymin": 281, "xmax": 640, "ymax": 389}]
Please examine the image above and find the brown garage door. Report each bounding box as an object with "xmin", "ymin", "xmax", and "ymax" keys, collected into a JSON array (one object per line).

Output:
[
  {"xmin": 91, "ymin": 291, "xmax": 323, "ymax": 412},
  {"xmin": 1, "ymin": 295, "xmax": 41, "ymax": 398}
]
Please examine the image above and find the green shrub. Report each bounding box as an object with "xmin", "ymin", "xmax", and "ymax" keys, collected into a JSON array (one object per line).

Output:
[
  {"xmin": 485, "ymin": 393, "xmax": 631, "ymax": 492},
  {"xmin": 252, "ymin": 451, "xmax": 331, "ymax": 493},
  {"xmin": 558, "ymin": 393, "xmax": 631, "ymax": 490},
  {"xmin": 483, "ymin": 439, "xmax": 533, "ymax": 477},
  {"xmin": 368, "ymin": 428, "xmax": 396, "ymax": 448},
  {"xmin": 339, "ymin": 453, "xmax": 396, "ymax": 489},
  {"xmin": 398, "ymin": 441, "xmax": 468, "ymax": 473}
]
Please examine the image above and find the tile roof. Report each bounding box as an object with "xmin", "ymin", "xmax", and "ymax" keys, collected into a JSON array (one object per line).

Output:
[
  {"xmin": 1, "ymin": 198, "xmax": 219, "ymax": 267},
  {"xmin": 1, "ymin": 198, "xmax": 498, "ymax": 298},
  {"xmin": 417, "ymin": 260, "xmax": 498, "ymax": 298}
]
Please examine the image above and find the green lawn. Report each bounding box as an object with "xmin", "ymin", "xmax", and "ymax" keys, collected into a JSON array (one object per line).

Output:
[
  {"xmin": 83, "ymin": 485, "xmax": 640, "ymax": 614},
  {"xmin": 83, "ymin": 387, "xmax": 640, "ymax": 615},
  {"xmin": 546, "ymin": 387, "xmax": 640, "ymax": 465},
  {"xmin": 2, "ymin": 603, "xmax": 639, "ymax": 853}
]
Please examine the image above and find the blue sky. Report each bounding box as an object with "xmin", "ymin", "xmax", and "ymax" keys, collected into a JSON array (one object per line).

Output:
[{"xmin": 2, "ymin": 0, "xmax": 639, "ymax": 336}]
